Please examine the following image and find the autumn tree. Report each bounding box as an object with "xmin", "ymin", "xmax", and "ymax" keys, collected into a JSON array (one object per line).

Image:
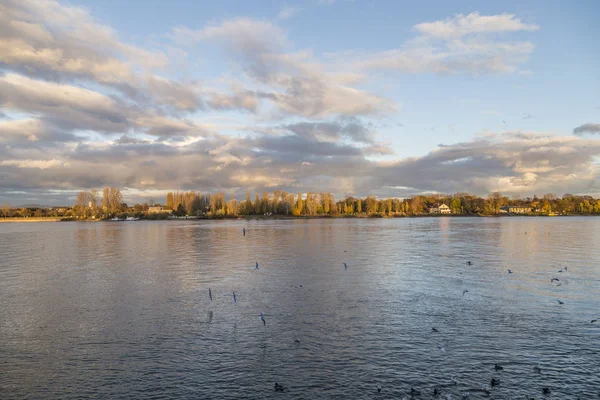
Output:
[
  {"xmin": 254, "ymin": 193, "xmax": 261, "ymax": 214},
  {"xmin": 102, "ymin": 188, "xmax": 110, "ymax": 213},
  {"xmin": 1, "ymin": 202, "xmax": 11, "ymax": 218}
]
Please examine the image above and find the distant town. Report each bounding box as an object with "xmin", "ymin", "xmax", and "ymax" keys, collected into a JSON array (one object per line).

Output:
[{"xmin": 2, "ymin": 188, "xmax": 600, "ymax": 222}]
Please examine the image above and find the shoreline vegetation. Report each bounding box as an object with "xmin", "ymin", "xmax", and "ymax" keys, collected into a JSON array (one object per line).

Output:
[{"xmin": 3, "ymin": 188, "xmax": 600, "ymax": 222}]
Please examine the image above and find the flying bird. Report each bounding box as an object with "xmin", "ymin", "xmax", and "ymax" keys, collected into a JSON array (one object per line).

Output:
[
  {"xmin": 490, "ymin": 378, "xmax": 500, "ymax": 387},
  {"xmin": 432, "ymin": 327, "xmax": 439, "ymax": 333},
  {"xmin": 494, "ymin": 364, "xmax": 504, "ymax": 371},
  {"xmin": 259, "ymin": 312, "xmax": 266, "ymax": 325},
  {"xmin": 558, "ymin": 267, "xmax": 568, "ymax": 272},
  {"xmin": 508, "ymin": 269, "xmax": 513, "ymax": 274},
  {"xmin": 209, "ymin": 288, "xmax": 212, "ymax": 301},
  {"xmin": 232, "ymin": 292, "xmax": 237, "ymax": 303},
  {"xmin": 410, "ymin": 388, "xmax": 421, "ymax": 396},
  {"xmin": 438, "ymin": 343, "xmax": 446, "ymax": 353},
  {"xmin": 557, "ymin": 300, "xmax": 564, "ymax": 305},
  {"xmin": 254, "ymin": 262, "xmax": 259, "ymax": 271},
  {"xmin": 343, "ymin": 262, "xmax": 348, "ymax": 270},
  {"xmin": 542, "ymin": 387, "xmax": 551, "ymax": 395},
  {"xmin": 591, "ymin": 319, "xmax": 598, "ymax": 324},
  {"xmin": 377, "ymin": 385, "xmax": 382, "ymax": 393},
  {"xmin": 242, "ymin": 227, "xmax": 246, "ymax": 237},
  {"xmin": 551, "ymin": 278, "xmax": 560, "ymax": 283},
  {"xmin": 466, "ymin": 261, "xmax": 472, "ymax": 266},
  {"xmin": 462, "ymin": 289, "xmax": 469, "ymax": 297}
]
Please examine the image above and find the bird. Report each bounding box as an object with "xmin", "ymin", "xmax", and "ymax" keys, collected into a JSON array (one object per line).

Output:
[
  {"xmin": 254, "ymin": 262, "xmax": 259, "ymax": 271},
  {"xmin": 490, "ymin": 378, "xmax": 500, "ymax": 387},
  {"xmin": 410, "ymin": 388, "xmax": 421, "ymax": 396},
  {"xmin": 432, "ymin": 327, "xmax": 439, "ymax": 333},
  {"xmin": 558, "ymin": 267, "xmax": 567, "ymax": 272},
  {"xmin": 242, "ymin": 227, "xmax": 246, "ymax": 237},
  {"xmin": 502, "ymin": 120, "xmax": 506, "ymax": 124},
  {"xmin": 494, "ymin": 363, "xmax": 504, "ymax": 371},
  {"xmin": 232, "ymin": 292, "xmax": 237, "ymax": 303},
  {"xmin": 508, "ymin": 269, "xmax": 513, "ymax": 274},
  {"xmin": 377, "ymin": 385, "xmax": 382, "ymax": 393},
  {"xmin": 294, "ymin": 338, "xmax": 300, "ymax": 344},
  {"xmin": 591, "ymin": 319, "xmax": 598, "ymax": 324},
  {"xmin": 438, "ymin": 343, "xmax": 446, "ymax": 353},
  {"xmin": 466, "ymin": 261, "xmax": 472, "ymax": 266},
  {"xmin": 209, "ymin": 288, "xmax": 212, "ymax": 301},
  {"xmin": 259, "ymin": 312, "xmax": 266, "ymax": 326},
  {"xmin": 343, "ymin": 262, "xmax": 348, "ymax": 270},
  {"xmin": 557, "ymin": 300, "xmax": 564, "ymax": 305},
  {"xmin": 542, "ymin": 387, "xmax": 551, "ymax": 395},
  {"xmin": 274, "ymin": 383, "xmax": 285, "ymax": 392},
  {"xmin": 462, "ymin": 289, "xmax": 469, "ymax": 297},
  {"xmin": 433, "ymin": 388, "xmax": 440, "ymax": 396},
  {"xmin": 551, "ymin": 278, "xmax": 560, "ymax": 283},
  {"xmin": 526, "ymin": 396, "xmax": 535, "ymax": 400}
]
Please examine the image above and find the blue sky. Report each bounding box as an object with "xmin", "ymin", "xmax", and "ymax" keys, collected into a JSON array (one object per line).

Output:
[{"xmin": 0, "ymin": 0, "xmax": 599, "ymax": 205}]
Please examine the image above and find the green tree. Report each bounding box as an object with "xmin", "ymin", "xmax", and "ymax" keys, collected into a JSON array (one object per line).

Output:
[{"xmin": 450, "ymin": 197, "xmax": 461, "ymax": 214}]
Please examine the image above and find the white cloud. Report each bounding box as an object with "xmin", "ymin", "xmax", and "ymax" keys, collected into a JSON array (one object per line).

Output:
[
  {"xmin": 414, "ymin": 12, "xmax": 539, "ymax": 39},
  {"xmin": 1, "ymin": 159, "xmax": 69, "ymax": 169},
  {"xmin": 278, "ymin": 6, "xmax": 300, "ymax": 20}
]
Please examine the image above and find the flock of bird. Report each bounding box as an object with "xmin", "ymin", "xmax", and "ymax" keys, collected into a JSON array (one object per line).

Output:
[{"xmin": 203, "ymin": 226, "xmax": 598, "ymax": 398}]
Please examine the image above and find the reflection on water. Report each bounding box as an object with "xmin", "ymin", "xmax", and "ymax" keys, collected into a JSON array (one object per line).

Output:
[{"xmin": 1, "ymin": 218, "xmax": 600, "ymax": 399}]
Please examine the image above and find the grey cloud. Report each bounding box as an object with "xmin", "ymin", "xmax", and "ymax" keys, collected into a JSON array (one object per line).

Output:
[
  {"xmin": 5, "ymin": 129, "xmax": 600, "ymax": 206},
  {"xmin": 0, "ymin": 73, "xmax": 132, "ymax": 133},
  {"xmin": 282, "ymin": 117, "xmax": 375, "ymax": 144},
  {"xmin": 115, "ymin": 135, "xmax": 150, "ymax": 145},
  {"xmin": 573, "ymin": 123, "xmax": 600, "ymax": 135}
]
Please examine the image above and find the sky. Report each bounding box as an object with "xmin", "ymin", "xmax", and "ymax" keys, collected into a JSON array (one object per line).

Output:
[{"xmin": 0, "ymin": 0, "xmax": 599, "ymax": 206}]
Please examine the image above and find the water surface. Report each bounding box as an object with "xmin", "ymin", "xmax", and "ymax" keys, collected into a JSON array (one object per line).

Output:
[{"xmin": 1, "ymin": 218, "xmax": 599, "ymax": 399}]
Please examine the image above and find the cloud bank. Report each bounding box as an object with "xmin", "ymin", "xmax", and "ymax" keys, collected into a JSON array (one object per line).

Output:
[{"xmin": 1, "ymin": 1, "xmax": 598, "ymax": 205}]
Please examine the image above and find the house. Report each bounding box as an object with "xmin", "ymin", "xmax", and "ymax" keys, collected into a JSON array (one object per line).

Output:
[
  {"xmin": 429, "ymin": 203, "xmax": 451, "ymax": 214},
  {"xmin": 500, "ymin": 206, "xmax": 531, "ymax": 214}
]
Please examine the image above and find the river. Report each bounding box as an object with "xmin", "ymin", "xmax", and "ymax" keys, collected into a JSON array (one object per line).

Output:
[{"xmin": 1, "ymin": 218, "xmax": 599, "ymax": 399}]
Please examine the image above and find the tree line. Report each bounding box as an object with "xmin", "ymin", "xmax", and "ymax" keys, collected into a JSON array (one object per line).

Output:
[
  {"xmin": 3, "ymin": 190, "xmax": 600, "ymax": 220},
  {"xmin": 163, "ymin": 190, "xmax": 600, "ymax": 217}
]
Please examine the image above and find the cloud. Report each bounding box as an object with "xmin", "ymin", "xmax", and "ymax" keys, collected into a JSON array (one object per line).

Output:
[
  {"xmin": 278, "ymin": 6, "xmax": 300, "ymax": 20},
  {"xmin": 0, "ymin": 0, "xmax": 206, "ymax": 113},
  {"xmin": 414, "ymin": 12, "xmax": 539, "ymax": 39},
  {"xmin": 282, "ymin": 117, "xmax": 376, "ymax": 144},
  {"xmin": 171, "ymin": 18, "xmax": 395, "ymax": 118},
  {"xmin": 3, "ymin": 2, "xmax": 593, "ymax": 206},
  {"xmin": 351, "ymin": 12, "xmax": 538, "ymax": 75},
  {"xmin": 573, "ymin": 123, "xmax": 600, "ymax": 135}
]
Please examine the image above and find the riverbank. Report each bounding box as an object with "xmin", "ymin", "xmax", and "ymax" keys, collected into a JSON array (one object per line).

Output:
[{"xmin": 0, "ymin": 217, "xmax": 66, "ymax": 223}]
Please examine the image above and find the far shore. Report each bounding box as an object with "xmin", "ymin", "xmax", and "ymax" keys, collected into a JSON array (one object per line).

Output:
[
  {"xmin": 2, "ymin": 214, "xmax": 597, "ymax": 223},
  {"xmin": 0, "ymin": 217, "xmax": 65, "ymax": 223}
]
